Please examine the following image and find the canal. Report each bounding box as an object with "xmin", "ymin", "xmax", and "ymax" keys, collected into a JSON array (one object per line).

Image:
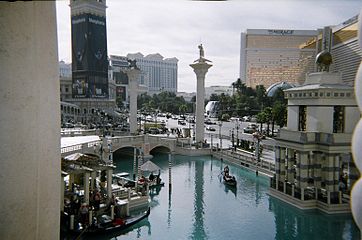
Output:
[{"xmin": 87, "ymin": 153, "xmax": 360, "ymax": 240}]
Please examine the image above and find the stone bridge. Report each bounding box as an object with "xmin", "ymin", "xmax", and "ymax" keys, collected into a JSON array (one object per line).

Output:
[{"xmin": 61, "ymin": 134, "xmax": 177, "ymax": 161}]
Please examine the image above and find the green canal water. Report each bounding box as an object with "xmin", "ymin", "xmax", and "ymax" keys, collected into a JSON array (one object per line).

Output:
[{"xmin": 87, "ymin": 153, "xmax": 360, "ymax": 240}]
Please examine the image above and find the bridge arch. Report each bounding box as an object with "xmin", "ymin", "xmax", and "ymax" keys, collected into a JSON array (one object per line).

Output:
[{"xmin": 150, "ymin": 145, "xmax": 171, "ymax": 154}]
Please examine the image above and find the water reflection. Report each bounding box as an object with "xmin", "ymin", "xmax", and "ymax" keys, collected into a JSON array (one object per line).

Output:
[
  {"xmin": 85, "ymin": 219, "xmax": 151, "ymax": 240},
  {"xmin": 190, "ymin": 160, "xmax": 207, "ymax": 240},
  {"xmin": 105, "ymin": 153, "xmax": 359, "ymax": 240},
  {"xmin": 224, "ymin": 184, "xmax": 237, "ymax": 198},
  {"xmin": 269, "ymin": 197, "xmax": 361, "ymax": 240}
]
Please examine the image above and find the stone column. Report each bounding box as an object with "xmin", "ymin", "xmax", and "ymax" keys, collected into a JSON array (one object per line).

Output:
[
  {"xmin": 190, "ymin": 61, "xmax": 212, "ymax": 143},
  {"xmin": 107, "ymin": 169, "xmax": 113, "ymax": 199},
  {"xmin": 0, "ymin": 2, "xmax": 60, "ymax": 239},
  {"xmin": 313, "ymin": 152, "xmax": 322, "ymax": 200},
  {"xmin": 275, "ymin": 146, "xmax": 281, "ymax": 189},
  {"xmin": 325, "ymin": 154, "xmax": 335, "ymax": 193},
  {"xmin": 287, "ymin": 148, "xmax": 294, "ymax": 183},
  {"xmin": 295, "ymin": 152, "xmax": 301, "ymax": 188},
  {"xmin": 299, "ymin": 152, "xmax": 309, "ymax": 200},
  {"xmin": 280, "ymin": 147, "xmax": 286, "ymax": 183},
  {"xmin": 84, "ymin": 172, "xmax": 90, "ymax": 205},
  {"xmin": 61, "ymin": 174, "xmax": 66, "ymax": 212},
  {"xmin": 125, "ymin": 68, "xmax": 141, "ymax": 135},
  {"xmin": 90, "ymin": 171, "xmax": 97, "ymax": 191}
]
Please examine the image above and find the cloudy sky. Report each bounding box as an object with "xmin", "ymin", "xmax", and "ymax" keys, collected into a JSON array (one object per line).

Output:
[{"xmin": 56, "ymin": 0, "xmax": 362, "ymax": 93}]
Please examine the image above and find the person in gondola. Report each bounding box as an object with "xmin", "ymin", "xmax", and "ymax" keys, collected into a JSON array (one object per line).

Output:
[
  {"xmin": 139, "ymin": 175, "xmax": 146, "ymax": 184},
  {"xmin": 79, "ymin": 203, "xmax": 89, "ymax": 225},
  {"xmin": 93, "ymin": 189, "xmax": 101, "ymax": 211},
  {"xmin": 149, "ymin": 172, "xmax": 155, "ymax": 182},
  {"xmin": 224, "ymin": 165, "xmax": 230, "ymax": 175}
]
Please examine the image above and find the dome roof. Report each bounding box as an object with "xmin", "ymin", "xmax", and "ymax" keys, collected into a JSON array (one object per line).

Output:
[{"xmin": 266, "ymin": 82, "xmax": 295, "ymax": 97}]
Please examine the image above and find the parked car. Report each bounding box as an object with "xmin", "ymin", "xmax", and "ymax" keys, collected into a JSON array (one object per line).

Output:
[
  {"xmin": 243, "ymin": 123, "xmax": 258, "ymax": 134},
  {"xmin": 204, "ymin": 119, "xmax": 212, "ymax": 125},
  {"xmin": 178, "ymin": 120, "xmax": 186, "ymax": 125},
  {"xmin": 243, "ymin": 127, "xmax": 255, "ymax": 134},
  {"xmin": 206, "ymin": 126, "xmax": 216, "ymax": 131}
]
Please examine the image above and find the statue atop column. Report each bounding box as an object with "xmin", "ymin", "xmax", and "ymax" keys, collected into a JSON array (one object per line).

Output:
[
  {"xmin": 199, "ymin": 44, "xmax": 204, "ymax": 58},
  {"xmin": 194, "ymin": 44, "xmax": 212, "ymax": 63},
  {"xmin": 128, "ymin": 59, "xmax": 140, "ymax": 70}
]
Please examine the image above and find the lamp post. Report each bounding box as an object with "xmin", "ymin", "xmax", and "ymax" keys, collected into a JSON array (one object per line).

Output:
[
  {"xmin": 218, "ymin": 121, "xmax": 222, "ymax": 150},
  {"xmin": 231, "ymin": 128, "xmax": 235, "ymax": 149},
  {"xmin": 236, "ymin": 119, "xmax": 239, "ymax": 147}
]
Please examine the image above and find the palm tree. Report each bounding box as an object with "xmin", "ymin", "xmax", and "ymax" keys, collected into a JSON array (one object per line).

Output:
[
  {"xmin": 256, "ymin": 111, "xmax": 267, "ymax": 133},
  {"xmin": 178, "ymin": 104, "xmax": 188, "ymax": 117},
  {"xmin": 263, "ymin": 107, "xmax": 273, "ymax": 136}
]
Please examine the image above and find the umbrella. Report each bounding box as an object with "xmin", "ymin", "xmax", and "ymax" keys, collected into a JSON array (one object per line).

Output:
[{"xmin": 140, "ymin": 160, "xmax": 161, "ymax": 172}]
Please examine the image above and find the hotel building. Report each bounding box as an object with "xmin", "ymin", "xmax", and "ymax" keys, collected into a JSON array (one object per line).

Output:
[
  {"xmin": 127, "ymin": 53, "xmax": 178, "ymax": 95},
  {"xmin": 300, "ymin": 15, "xmax": 362, "ymax": 86},
  {"xmin": 240, "ymin": 29, "xmax": 318, "ymax": 89}
]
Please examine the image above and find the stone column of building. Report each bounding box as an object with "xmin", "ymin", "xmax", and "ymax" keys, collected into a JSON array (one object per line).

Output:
[
  {"xmin": 107, "ymin": 169, "xmax": 113, "ymax": 199},
  {"xmin": 190, "ymin": 60, "xmax": 212, "ymax": 144},
  {"xmin": 90, "ymin": 171, "xmax": 97, "ymax": 191},
  {"xmin": 325, "ymin": 154, "xmax": 336, "ymax": 204},
  {"xmin": 280, "ymin": 147, "xmax": 286, "ymax": 192},
  {"xmin": 312, "ymin": 152, "xmax": 322, "ymax": 199},
  {"xmin": 295, "ymin": 152, "xmax": 301, "ymax": 189},
  {"xmin": 84, "ymin": 172, "xmax": 90, "ymax": 205},
  {"xmin": 61, "ymin": 173, "xmax": 66, "ymax": 212},
  {"xmin": 299, "ymin": 152, "xmax": 309, "ymax": 200},
  {"xmin": 0, "ymin": 2, "xmax": 60, "ymax": 239},
  {"xmin": 275, "ymin": 146, "xmax": 281, "ymax": 190},
  {"xmin": 334, "ymin": 155, "xmax": 341, "ymax": 193},
  {"xmin": 126, "ymin": 68, "xmax": 141, "ymax": 135},
  {"xmin": 287, "ymin": 148, "xmax": 295, "ymax": 183}
]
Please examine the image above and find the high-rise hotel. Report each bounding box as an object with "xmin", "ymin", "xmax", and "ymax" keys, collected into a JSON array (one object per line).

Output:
[
  {"xmin": 127, "ymin": 53, "xmax": 178, "ymax": 95},
  {"xmin": 300, "ymin": 15, "xmax": 361, "ymax": 86},
  {"xmin": 240, "ymin": 29, "xmax": 318, "ymax": 89}
]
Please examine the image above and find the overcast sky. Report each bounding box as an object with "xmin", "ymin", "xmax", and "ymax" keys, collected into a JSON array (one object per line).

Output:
[{"xmin": 56, "ymin": 0, "xmax": 362, "ymax": 93}]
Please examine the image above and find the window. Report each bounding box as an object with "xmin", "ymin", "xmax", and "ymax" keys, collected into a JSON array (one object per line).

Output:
[
  {"xmin": 333, "ymin": 106, "xmax": 344, "ymax": 133},
  {"xmin": 65, "ymin": 87, "xmax": 69, "ymax": 93},
  {"xmin": 298, "ymin": 106, "xmax": 307, "ymax": 131}
]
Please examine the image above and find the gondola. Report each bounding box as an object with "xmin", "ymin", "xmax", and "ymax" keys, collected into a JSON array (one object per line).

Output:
[
  {"xmin": 222, "ymin": 165, "xmax": 237, "ymax": 187},
  {"xmin": 223, "ymin": 174, "xmax": 237, "ymax": 187},
  {"xmin": 75, "ymin": 207, "xmax": 150, "ymax": 235}
]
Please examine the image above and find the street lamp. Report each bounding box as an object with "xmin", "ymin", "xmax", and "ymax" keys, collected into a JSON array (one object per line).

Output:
[
  {"xmin": 236, "ymin": 119, "xmax": 239, "ymax": 147},
  {"xmin": 218, "ymin": 121, "xmax": 222, "ymax": 150},
  {"xmin": 231, "ymin": 128, "xmax": 235, "ymax": 149}
]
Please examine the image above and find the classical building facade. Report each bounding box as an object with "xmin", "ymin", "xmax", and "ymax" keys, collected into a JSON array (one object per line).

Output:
[
  {"xmin": 127, "ymin": 52, "xmax": 178, "ymax": 95},
  {"xmin": 240, "ymin": 29, "xmax": 318, "ymax": 89},
  {"xmin": 270, "ymin": 72, "xmax": 360, "ymax": 213}
]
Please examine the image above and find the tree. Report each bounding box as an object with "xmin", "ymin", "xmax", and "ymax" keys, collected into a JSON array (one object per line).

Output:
[
  {"xmin": 272, "ymin": 102, "xmax": 287, "ymax": 128},
  {"xmin": 256, "ymin": 111, "xmax": 267, "ymax": 132},
  {"xmin": 263, "ymin": 107, "xmax": 273, "ymax": 136},
  {"xmin": 209, "ymin": 93, "xmax": 219, "ymax": 101},
  {"xmin": 221, "ymin": 113, "xmax": 230, "ymax": 121},
  {"xmin": 255, "ymin": 85, "xmax": 268, "ymax": 109},
  {"xmin": 179, "ymin": 104, "xmax": 188, "ymax": 117}
]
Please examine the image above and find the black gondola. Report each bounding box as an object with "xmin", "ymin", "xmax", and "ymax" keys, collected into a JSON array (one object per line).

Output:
[
  {"xmin": 222, "ymin": 165, "xmax": 237, "ymax": 187},
  {"xmin": 75, "ymin": 207, "xmax": 150, "ymax": 236}
]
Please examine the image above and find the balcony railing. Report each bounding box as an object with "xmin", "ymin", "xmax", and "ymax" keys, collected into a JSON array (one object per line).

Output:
[{"xmin": 277, "ymin": 129, "xmax": 352, "ymax": 145}]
